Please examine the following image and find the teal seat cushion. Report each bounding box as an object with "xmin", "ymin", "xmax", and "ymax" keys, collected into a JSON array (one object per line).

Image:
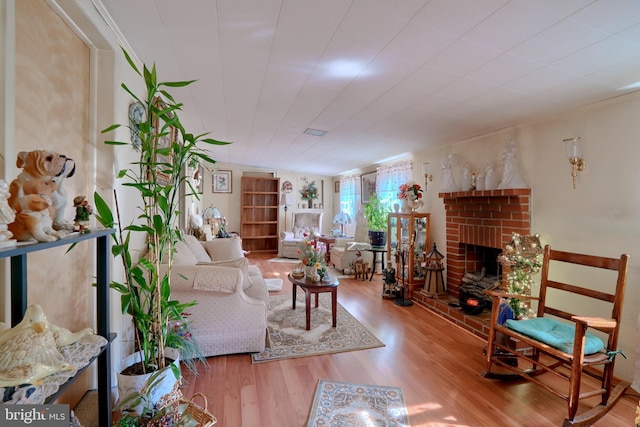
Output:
[{"xmin": 505, "ymin": 317, "xmax": 605, "ymax": 355}]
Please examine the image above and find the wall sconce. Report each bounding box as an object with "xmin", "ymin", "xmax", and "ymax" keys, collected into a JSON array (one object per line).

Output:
[
  {"xmin": 564, "ymin": 137, "xmax": 586, "ymax": 189},
  {"xmin": 421, "ymin": 162, "xmax": 433, "ymax": 190}
]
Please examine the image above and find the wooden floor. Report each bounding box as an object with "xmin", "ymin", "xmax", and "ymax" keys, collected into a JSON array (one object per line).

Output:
[{"xmin": 180, "ymin": 252, "xmax": 638, "ymax": 427}]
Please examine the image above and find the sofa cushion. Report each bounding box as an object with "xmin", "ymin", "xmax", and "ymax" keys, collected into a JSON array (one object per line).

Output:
[
  {"xmin": 172, "ymin": 240, "xmax": 199, "ymax": 265},
  {"xmin": 183, "ymin": 234, "xmax": 212, "ymax": 263},
  {"xmin": 204, "ymin": 236, "xmax": 245, "ymax": 261},
  {"xmin": 203, "ymin": 257, "xmax": 251, "ymax": 290}
]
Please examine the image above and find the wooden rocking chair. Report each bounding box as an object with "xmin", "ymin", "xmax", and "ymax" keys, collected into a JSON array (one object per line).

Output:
[{"xmin": 482, "ymin": 245, "xmax": 630, "ymax": 427}]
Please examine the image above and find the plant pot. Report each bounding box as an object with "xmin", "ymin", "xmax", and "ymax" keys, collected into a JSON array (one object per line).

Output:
[
  {"xmin": 368, "ymin": 230, "xmax": 387, "ymax": 248},
  {"xmin": 116, "ymin": 347, "xmax": 181, "ymax": 416}
]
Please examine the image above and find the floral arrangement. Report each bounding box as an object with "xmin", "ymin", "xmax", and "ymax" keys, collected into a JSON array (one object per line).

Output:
[
  {"xmin": 300, "ymin": 181, "xmax": 319, "ymax": 201},
  {"xmin": 397, "ymin": 182, "xmax": 423, "ymax": 201},
  {"xmin": 297, "ymin": 235, "xmax": 325, "ymax": 268}
]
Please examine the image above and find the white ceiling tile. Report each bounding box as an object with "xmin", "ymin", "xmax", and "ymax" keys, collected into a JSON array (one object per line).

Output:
[
  {"xmin": 467, "ymin": 53, "xmax": 544, "ymax": 85},
  {"xmin": 551, "ymin": 36, "xmax": 640, "ymax": 76},
  {"xmin": 411, "ymin": 0, "xmax": 509, "ymax": 36},
  {"xmin": 505, "ymin": 66, "xmax": 581, "ymax": 94},
  {"xmin": 427, "ymin": 38, "xmax": 504, "ymax": 75},
  {"xmin": 509, "ymin": 18, "xmax": 610, "ymax": 64},
  {"xmin": 434, "ymin": 77, "xmax": 496, "ymax": 102},
  {"xmin": 571, "ymin": 0, "xmax": 640, "ymax": 33},
  {"xmin": 464, "ymin": 0, "xmax": 566, "ymax": 50}
]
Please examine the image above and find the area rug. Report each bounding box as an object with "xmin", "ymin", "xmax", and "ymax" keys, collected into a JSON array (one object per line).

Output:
[
  {"xmin": 265, "ymin": 278, "xmax": 283, "ymax": 291},
  {"xmin": 268, "ymin": 257, "xmax": 300, "ymax": 263},
  {"xmin": 307, "ymin": 379, "xmax": 410, "ymax": 426},
  {"xmin": 251, "ymin": 294, "xmax": 384, "ymax": 363}
]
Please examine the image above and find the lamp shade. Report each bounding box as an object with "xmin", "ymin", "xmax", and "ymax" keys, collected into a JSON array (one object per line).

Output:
[
  {"xmin": 332, "ymin": 211, "xmax": 352, "ymax": 225},
  {"xmin": 203, "ymin": 205, "xmax": 221, "ymax": 220},
  {"xmin": 280, "ymin": 193, "xmax": 292, "ymax": 206},
  {"xmin": 422, "ymin": 162, "xmax": 430, "ymax": 175}
]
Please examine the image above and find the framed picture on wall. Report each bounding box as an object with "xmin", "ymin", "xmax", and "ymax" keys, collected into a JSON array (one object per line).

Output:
[
  {"xmin": 213, "ymin": 170, "xmax": 232, "ymax": 193},
  {"xmin": 361, "ymin": 172, "xmax": 376, "ymax": 203}
]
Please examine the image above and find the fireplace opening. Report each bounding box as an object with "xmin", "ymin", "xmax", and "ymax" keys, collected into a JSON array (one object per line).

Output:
[{"xmin": 458, "ymin": 244, "xmax": 502, "ymax": 313}]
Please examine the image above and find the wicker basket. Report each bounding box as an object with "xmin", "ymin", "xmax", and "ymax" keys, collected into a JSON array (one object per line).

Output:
[{"xmin": 179, "ymin": 393, "xmax": 217, "ymax": 427}]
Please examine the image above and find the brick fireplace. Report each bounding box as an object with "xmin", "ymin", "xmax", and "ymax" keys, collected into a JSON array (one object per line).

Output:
[
  {"xmin": 437, "ymin": 188, "xmax": 531, "ymax": 298},
  {"xmin": 412, "ymin": 188, "xmax": 531, "ymax": 340}
]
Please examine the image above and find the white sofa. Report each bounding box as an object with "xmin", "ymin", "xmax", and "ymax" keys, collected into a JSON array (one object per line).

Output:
[
  {"xmin": 278, "ymin": 212, "xmax": 323, "ymax": 258},
  {"xmin": 162, "ymin": 235, "xmax": 269, "ymax": 357}
]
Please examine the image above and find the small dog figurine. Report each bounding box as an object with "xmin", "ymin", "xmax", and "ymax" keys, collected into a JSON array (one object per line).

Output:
[
  {"xmin": 8, "ymin": 179, "xmax": 65, "ymax": 242},
  {"xmin": 8, "ymin": 150, "xmax": 75, "ymax": 232}
]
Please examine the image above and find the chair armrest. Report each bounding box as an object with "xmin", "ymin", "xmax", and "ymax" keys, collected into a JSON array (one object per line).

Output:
[
  {"xmin": 280, "ymin": 231, "xmax": 294, "ymax": 240},
  {"xmin": 572, "ymin": 316, "xmax": 617, "ymax": 330}
]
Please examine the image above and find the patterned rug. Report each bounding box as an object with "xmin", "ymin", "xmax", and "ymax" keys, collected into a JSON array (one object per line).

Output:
[
  {"xmin": 251, "ymin": 294, "xmax": 384, "ymax": 363},
  {"xmin": 307, "ymin": 379, "xmax": 410, "ymax": 426},
  {"xmin": 267, "ymin": 257, "xmax": 300, "ymax": 263}
]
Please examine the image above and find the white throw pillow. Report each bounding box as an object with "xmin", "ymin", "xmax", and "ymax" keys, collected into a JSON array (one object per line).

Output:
[
  {"xmin": 204, "ymin": 236, "xmax": 245, "ymax": 261},
  {"xmin": 172, "ymin": 240, "xmax": 199, "ymax": 266},
  {"xmin": 183, "ymin": 234, "xmax": 211, "ymax": 263},
  {"xmin": 204, "ymin": 257, "xmax": 251, "ymax": 290}
]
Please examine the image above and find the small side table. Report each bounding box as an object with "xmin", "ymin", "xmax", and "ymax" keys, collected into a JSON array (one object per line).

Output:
[
  {"xmin": 316, "ymin": 235, "xmax": 336, "ymax": 263},
  {"xmin": 288, "ymin": 273, "xmax": 339, "ymax": 330},
  {"xmin": 365, "ymin": 247, "xmax": 386, "ymax": 282}
]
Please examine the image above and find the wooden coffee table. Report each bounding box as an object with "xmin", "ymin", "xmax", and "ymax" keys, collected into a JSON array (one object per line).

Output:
[{"xmin": 288, "ymin": 273, "xmax": 339, "ymax": 330}]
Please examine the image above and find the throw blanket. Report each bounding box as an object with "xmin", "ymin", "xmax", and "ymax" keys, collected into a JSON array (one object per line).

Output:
[{"xmin": 192, "ymin": 267, "xmax": 240, "ymax": 293}]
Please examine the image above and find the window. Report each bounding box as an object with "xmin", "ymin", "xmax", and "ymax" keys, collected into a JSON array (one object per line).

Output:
[
  {"xmin": 375, "ymin": 161, "xmax": 412, "ymax": 206},
  {"xmin": 338, "ymin": 175, "xmax": 360, "ymax": 235}
]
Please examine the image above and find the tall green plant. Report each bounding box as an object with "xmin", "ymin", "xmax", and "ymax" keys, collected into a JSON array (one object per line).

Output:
[
  {"xmin": 364, "ymin": 193, "xmax": 390, "ymax": 231},
  {"xmin": 94, "ymin": 48, "xmax": 230, "ymax": 373}
]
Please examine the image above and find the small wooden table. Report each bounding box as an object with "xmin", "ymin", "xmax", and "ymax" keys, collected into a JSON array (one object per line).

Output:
[
  {"xmin": 315, "ymin": 235, "xmax": 336, "ymax": 263},
  {"xmin": 288, "ymin": 273, "xmax": 339, "ymax": 330}
]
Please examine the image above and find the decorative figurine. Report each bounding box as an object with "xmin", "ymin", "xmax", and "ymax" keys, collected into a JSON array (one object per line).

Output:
[
  {"xmin": 382, "ymin": 262, "xmax": 397, "ymax": 299},
  {"xmin": 498, "ymin": 139, "xmax": 527, "ymax": 189},
  {"xmin": 484, "ymin": 161, "xmax": 499, "ymax": 190},
  {"xmin": 440, "ymin": 154, "xmax": 458, "ymax": 193},
  {"xmin": 8, "ymin": 150, "xmax": 75, "ymax": 232},
  {"xmin": 0, "ymin": 179, "xmax": 16, "ymax": 247},
  {"xmin": 0, "ymin": 304, "xmax": 88, "ymax": 386},
  {"xmin": 73, "ymin": 195, "xmax": 92, "ymax": 232}
]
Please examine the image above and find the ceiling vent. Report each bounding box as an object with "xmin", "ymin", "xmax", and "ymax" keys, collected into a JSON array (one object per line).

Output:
[{"xmin": 304, "ymin": 128, "xmax": 327, "ymax": 137}]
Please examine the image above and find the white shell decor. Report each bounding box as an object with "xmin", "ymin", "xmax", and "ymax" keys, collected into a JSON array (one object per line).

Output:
[{"xmin": 0, "ymin": 304, "xmax": 99, "ymax": 390}]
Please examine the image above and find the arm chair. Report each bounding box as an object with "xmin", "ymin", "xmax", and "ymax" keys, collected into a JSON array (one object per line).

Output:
[
  {"xmin": 278, "ymin": 212, "xmax": 323, "ymax": 258},
  {"xmin": 482, "ymin": 245, "xmax": 630, "ymax": 427},
  {"xmin": 329, "ymin": 221, "xmax": 372, "ymax": 273}
]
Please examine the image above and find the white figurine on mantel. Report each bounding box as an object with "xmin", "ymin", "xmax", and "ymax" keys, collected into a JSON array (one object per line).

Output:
[
  {"xmin": 440, "ymin": 154, "xmax": 458, "ymax": 193},
  {"xmin": 0, "ymin": 180, "xmax": 16, "ymax": 247},
  {"xmin": 475, "ymin": 170, "xmax": 485, "ymax": 191},
  {"xmin": 484, "ymin": 162, "xmax": 498, "ymax": 190},
  {"xmin": 498, "ymin": 140, "xmax": 527, "ymax": 189},
  {"xmin": 461, "ymin": 162, "xmax": 472, "ymax": 191}
]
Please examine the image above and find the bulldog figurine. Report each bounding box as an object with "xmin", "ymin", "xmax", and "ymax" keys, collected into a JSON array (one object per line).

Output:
[
  {"xmin": 8, "ymin": 179, "xmax": 65, "ymax": 242},
  {"xmin": 8, "ymin": 150, "xmax": 76, "ymax": 231}
]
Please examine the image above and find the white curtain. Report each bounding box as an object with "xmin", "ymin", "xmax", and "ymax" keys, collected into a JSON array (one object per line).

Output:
[
  {"xmin": 339, "ymin": 175, "xmax": 360, "ymax": 236},
  {"xmin": 376, "ymin": 161, "xmax": 413, "ymax": 206}
]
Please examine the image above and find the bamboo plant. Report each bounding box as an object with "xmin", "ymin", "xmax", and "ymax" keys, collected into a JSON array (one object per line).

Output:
[{"xmin": 94, "ymin": 48, "xmax": 230, "ymax": 374}]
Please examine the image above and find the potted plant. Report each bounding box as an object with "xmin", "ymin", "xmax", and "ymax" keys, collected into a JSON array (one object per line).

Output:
[
  {"xmin": 94, "ymin": 48, "xmax": 230, "ymax": 419},
  {"xmin": 363, "ymin": 192, "xmax": 390, "ymax": 248}
]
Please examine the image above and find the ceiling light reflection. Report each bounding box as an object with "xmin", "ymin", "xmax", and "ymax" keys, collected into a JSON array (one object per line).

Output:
[{"xmin": 326, "ymin": 60, "xmax": 370, "ymax": 78}]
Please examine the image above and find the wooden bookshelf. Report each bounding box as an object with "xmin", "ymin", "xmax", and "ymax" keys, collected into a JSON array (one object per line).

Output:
[{"xmin": 240, "ymin": 176, "xmax": 280, "ymax": 252}]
